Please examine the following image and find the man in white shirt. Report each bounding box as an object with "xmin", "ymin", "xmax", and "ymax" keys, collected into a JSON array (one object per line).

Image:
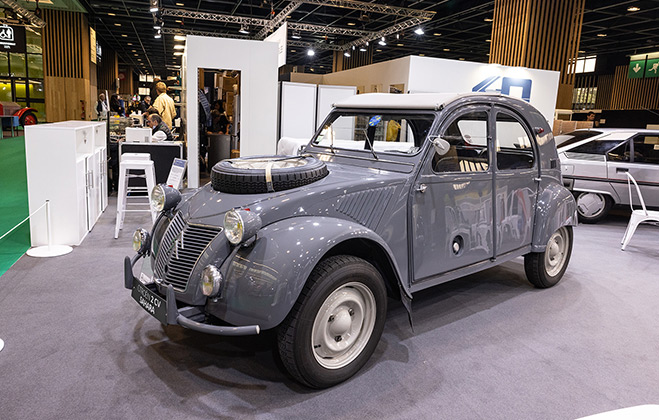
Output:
[{"xmin": 152, "ymin": 81, "xmax": 176, "ymax": 129}]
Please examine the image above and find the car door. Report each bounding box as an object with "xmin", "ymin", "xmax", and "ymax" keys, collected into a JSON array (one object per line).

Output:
[
  {"xmin": 412, "ymin": 106, "xmax": 494, "ymax": 283},
  {"xmin": 492, "ymin": 107, "xmax": 538, "ymax": 256},
  {"xmin": 607, "ymin": 133, "xmax": 659, "ymax": 206}
]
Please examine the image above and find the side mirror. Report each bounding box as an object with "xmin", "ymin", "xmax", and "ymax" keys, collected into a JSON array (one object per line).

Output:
[{"xmin": 431, "ymin": 137, "xmax": 451, "ymax": 156}]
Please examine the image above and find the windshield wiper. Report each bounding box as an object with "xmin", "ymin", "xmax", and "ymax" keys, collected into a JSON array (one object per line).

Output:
[{"xmin": 360, "ymin": 128, "xmax": 379, "ymax": 160}]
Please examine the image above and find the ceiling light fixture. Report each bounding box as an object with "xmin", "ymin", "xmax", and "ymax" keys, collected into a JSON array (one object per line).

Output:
[
  {"xmin": 291, "ymin": 31, "xmax": 301, "ymax": 39},
  {"xmin": 174, "ymin": 52, "xmax": 183, "ymax": 56},
  {"xmin": 359, "ymin": 46, "xmax": 367, "ymax": 52},
  {"xmin": 414, "ymin": 27, "xmax": 424, "ymax": 35},
  {"xmin": 396, "ymin": 33, "xmax": 400, "ymax": 40},
  {"xmin": 443, "ymin": 48, "xmax": 450, "ymax": 51},
  {"xmin": 484, "ymin": 18, "xmax": 493, "ymax": 22},
  {"xmin": 344, "ymin": 51, "xmax": 350, "ymax": 57},
  {"xmin": 347, "ymin": 22, "xmax": 356, "ymax": 26},
  {"xmin": 433, "ymin": 33, "xmax": 441, "ymax": 36},
  {"xmin": 597, "ymin": 33, "xmax": 607, "ymax": 37},
  {"xmin": 174, "ymin": 44, "xmax": 185, "ymax": 50},
  {"xmin": 154, "ymin": 30, "xmax": 162, "ymax": 39},
  {"xmin": 121, "ymin": 34, "xmax": 128, "ymax": 37},
  {"xmin": 154, "ymin": 24, "xmax": 161, "ymax": 30},
  {"xmin": 174, "ymin": 35, "xmax": 186, "ymax": 41},
  {"xmin": 396, "ymin": 43, "xmax": 403, "ymax": 47},
  {"xmin": 149, "ymin": 6, "xmax": 158, "ymax": 13},
  {"xmin": 239, "ymin": 25, "xmax": 249, "ymax": 34},
  {"xmin": 307, "ymin": 48, "xmax": 315, "ymax": 56},
  {"xmin": 108, "ymin": 12, "xmax": 115, "ymax": 16},
  {"xmin": 114, "ymin": 23, "xmax": 121, "ymax": 26},
  {"xmin": 627, "ymin": 6, "xmax": 640, "ymax": 12},
  {"xmin": 378, "ymin": 37, "xmax": 386, "ymax": 46}
]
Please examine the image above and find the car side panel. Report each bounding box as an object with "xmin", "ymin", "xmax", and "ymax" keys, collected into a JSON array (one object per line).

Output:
[{"xmin": 207, "ymin": 216, "xmax": 404, "ymax": 330}]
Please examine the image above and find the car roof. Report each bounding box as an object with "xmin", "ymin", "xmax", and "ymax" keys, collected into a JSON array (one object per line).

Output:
[{"xmin": 333, "ymin": 92, "xmax": 506, "ymax": 110}]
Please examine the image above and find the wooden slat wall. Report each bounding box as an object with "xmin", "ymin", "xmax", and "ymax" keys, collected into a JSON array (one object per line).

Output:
[
  {"xmin": 607, "ymin": 65, "xmax": 659, "ymax": 110},
  {"xmin": 97, "ymin": 43, "xmax": 118, "ymax": 92},
  {"xmin": 490, "ymin": 0, "xmax": 585, "ymax": 108},
  {"xmin": 332, "ymin": 45, "xmax": 374, "ymax": 72},
  {"xmin": 42, "ymin": 9, "xmax": 91, "ymax": 121},
  {"xmin": 594, "ymin": 74, "xmax": 613, "ymax": 110}
]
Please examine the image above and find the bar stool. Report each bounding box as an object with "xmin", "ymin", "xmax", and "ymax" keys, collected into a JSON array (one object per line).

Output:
[{"xmin": 114, "ymin": 153, "xmax": 157, "ymax": 238}]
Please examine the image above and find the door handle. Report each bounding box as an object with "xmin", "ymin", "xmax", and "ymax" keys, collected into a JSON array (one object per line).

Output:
[
  {"xmin": 616, "ymin": 168, "xmax": 629, "ymax": 173},
  {"xmin": 415, "ymin": 184, "xmax": 427, "ymax": 193}
]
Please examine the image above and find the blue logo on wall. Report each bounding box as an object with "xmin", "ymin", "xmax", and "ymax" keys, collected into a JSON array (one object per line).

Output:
[{"xmin": 472, "ymin": 76, "xmax": 532, "ymax": 102}]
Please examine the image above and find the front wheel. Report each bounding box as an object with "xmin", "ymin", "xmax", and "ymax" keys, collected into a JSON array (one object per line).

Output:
[
  {"xmin": 277, "ymin": 255, "xmax": 387, "ymax": 388},
  {"xmin": 524, "ymin": 226, "xmax": 573, "ymax": 288},
  {"xmin": 19, "ymin": 111, "xmax": 38, "ymax": 127}
]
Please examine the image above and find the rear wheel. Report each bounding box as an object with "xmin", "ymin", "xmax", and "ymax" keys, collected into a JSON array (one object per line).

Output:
[
  {"xmin": 575, "ymin": 192, "xmax": 612, "ymax": 223},
  {"xmin": 277, "ymin": 255, "xmax": 387, "ymax": 388},
  {"xmin": 19, "ymin": 111, "xmax": 37, "ymax": 127},
  {"xmin": 524, "ymin": 226, "xmax": 573, "ymax": 288}
]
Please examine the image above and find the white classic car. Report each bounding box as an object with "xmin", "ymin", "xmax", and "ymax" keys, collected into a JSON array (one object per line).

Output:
[{"xmin": 558, "ymin": 128, "xmax": 659, "ymax": 222}]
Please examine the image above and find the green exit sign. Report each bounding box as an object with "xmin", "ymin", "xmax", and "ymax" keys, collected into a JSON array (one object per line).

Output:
[
  {"xmin": 646, "ymin": 59, "xmax": 659, "ymax": 78},
  {"xmin": 628, "ymin": 60, "xmax": 645, "ymax": 78}
]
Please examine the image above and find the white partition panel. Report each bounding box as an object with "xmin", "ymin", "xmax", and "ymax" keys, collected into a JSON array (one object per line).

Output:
[
  {"xmin": 184, "ymin": 36, "xmax": 279, "ymax": 188},
  {"xmin": 280, "ymin": 81, "xmax": 317, "ymax": 140},
  {"xmin": 316, "ymin": 84, "xmax": 357, "ymax": 128}
]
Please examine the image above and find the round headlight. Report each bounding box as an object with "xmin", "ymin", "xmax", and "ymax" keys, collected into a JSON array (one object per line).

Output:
[
  {"xmin": 201, "ymin": 265, "xmax": 222, "ymax": 297},
  {"xmin": 151, "ymin": 185, "xmax": 166, "ymax": 213},
  {"xmin": 132, "ymin": 228, "xmax": 151, "ymax": 254},
  {"xmin": 224, "ymin": 209, "xmax": 244, "ymax": 245}
]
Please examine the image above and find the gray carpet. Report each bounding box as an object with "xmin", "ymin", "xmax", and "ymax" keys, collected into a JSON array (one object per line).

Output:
[{"xmin": 1, "ymin": 199, "xmax": 658, "ymax": 420}]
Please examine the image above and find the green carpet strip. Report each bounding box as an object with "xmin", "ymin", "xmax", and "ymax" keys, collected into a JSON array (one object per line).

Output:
[{"xmin": 0, "ymin": 136, "xmax": 30, "ymax": 277}]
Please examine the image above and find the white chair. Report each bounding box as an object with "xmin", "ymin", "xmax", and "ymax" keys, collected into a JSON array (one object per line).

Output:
[
  {"xmin": 114, "ymin": 153, "xmax": 157, "ymax": 238},
  {"xmin": 620, "ymin": 172, "xmax": 659, "ymax": 250}
]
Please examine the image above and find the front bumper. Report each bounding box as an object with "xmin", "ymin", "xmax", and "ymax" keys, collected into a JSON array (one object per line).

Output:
[{"xmin": 124, "ymin": 255, "xmax": 260, "ymax": 336}]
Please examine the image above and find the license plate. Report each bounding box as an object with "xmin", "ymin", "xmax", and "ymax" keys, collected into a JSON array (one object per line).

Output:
[{"xmin": 131, "ymin": 280, "xmax": 167, "ymax": 324}]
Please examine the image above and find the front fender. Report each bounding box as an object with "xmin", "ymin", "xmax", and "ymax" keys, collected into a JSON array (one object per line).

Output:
[
  {"xmin": 531, "ymin": 183, "xmax": 578, "ymax": 252},
  {"xmin": 207, "ymin": 216, "xmax": 402, "ymax": 330}
]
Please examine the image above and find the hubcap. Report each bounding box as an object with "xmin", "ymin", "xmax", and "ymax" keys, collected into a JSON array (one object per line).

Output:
[
  {"xmin": 311, "ymin": 282, "xmax": 376, "ymax": 370},
  {"xmin": 545, "ymin": 227, "xmax": 569, "ymax": 277},
  {"xmin": 577, "ymin": 193, "xmax": 605, "ymax": 218}
]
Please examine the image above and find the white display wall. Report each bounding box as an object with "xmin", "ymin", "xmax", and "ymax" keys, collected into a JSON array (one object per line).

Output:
[{"xmin": 184, "ymin": 36, "xmax": 279, "ymax": 188}]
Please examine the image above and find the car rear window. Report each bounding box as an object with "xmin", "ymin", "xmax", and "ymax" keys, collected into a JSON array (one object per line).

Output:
[
  {"xmin": 570, "ymin": 140, "xmax": 626, "ymax": 155},
  {"xmin": 557, "ymin": 130, "xmax": 602, "ymax": 148}
]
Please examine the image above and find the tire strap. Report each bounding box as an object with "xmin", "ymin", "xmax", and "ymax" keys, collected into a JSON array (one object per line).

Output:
[{"xmin": 265, "ymin": 161, "xmax": 275, "ymax": 192}]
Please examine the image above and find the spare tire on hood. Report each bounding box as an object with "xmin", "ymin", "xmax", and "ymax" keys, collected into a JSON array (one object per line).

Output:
[{"xmin": 211, "ymin": 155, "xmax": 329, "ymax": 194}]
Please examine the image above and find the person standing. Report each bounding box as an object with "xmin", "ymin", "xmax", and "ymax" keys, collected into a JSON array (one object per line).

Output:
[
  {"xmin": 96, "ymin": 93, "xmax": 109, "ymax": 118},
  {"xmin": 152, "ymin": 81, "xmax": 176, "ymax": 129},
  {"xmin": 138, "ymin": 95, "xmax": 151, "ymax": 113}
]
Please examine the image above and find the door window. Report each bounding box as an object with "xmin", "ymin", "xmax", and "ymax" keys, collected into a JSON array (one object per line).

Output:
[
  {"xmin": 632, "ymin": 135, "xmax": 659, "ymax": 164},
  {"xmin": 606, "ymin": 140, "xmax": 630, "ymax": 162},
  {"xmin": 495, "ymin": 112, "xmax": 534, "ymax": 170},
  {"xmin": 433, "ymin": 111, "xmax": 489, "ymax": 173}
]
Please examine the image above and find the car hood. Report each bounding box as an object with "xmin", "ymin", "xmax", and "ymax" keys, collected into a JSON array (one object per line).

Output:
[{"xmin": 178, "ymin": 162, "xmax": 409, "ymax": 227}]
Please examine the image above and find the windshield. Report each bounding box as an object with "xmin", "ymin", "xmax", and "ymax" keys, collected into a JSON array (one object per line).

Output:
[{"xmin": 311, "ymin": 112, "xmax": 436, "ymax": 155}]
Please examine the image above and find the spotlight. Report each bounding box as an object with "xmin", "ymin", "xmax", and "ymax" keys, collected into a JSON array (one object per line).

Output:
[
  {"xmin": 307, "ymin": 49, "xmax": 315, "ymax": 56},
  {"xmin": 154, "ymin": 24, "xmax": 161, "ymax": 30},
  {"xmin": 154, "ymin": 30, "xmax": 161, "ymax": 39},
  {"xmin": 359, "ymin": 46, "xmax": 367, "ymax": 52},
  {"xmin": 239, "ymin": 25, "xmax": 249, "ymax": 34},
  {"xmin": 378, "ymin": 37, "xmax": 386, "ymax": 46},
  {"xmin": 344, "ymin": 51, "xmax": 350, "ymax": 57},
  {"xmin": 414, "ymin": 27, "xmax": 424, "ymax": 35},
  {"xmin": 291, "ymin": 31, "xmax": 301, "ymax": 39},
  {"xmin": 149, "ymin": 6, "xmax": 158, "ymax": 13}
]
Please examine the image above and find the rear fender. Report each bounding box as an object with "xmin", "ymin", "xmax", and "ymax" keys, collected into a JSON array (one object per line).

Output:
[
  {"xmin": 13, "ymin": 107, "xmax": 36, "ymax": 118},
  {"xmin": 531, "ymin": 183, "xmax": 577, "ymax": 252},
  {"xmin": 210, "ymin": 216, "xmax": 404, "ymax": 330}
]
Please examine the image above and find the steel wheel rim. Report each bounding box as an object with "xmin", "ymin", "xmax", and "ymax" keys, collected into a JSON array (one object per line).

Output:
[
  {"xmin": 311, "ymin": 281, "xmax": 377, "ymax": 370},
  {"xmin": 545, "ymin": 227, "xmax": 568, "ymax": 277},
  {"xmin": 577, "ymin": 193, "xmax": 605, "ymax": 218}
]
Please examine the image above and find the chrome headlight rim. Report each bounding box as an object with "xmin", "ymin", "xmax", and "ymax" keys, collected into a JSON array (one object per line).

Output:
[
  {"xmin": 132, "ymin": 228, "xmax": 151, "ymax": 254},
  {"xmin": 201, "ymin": 265, "xmax": 223, "ymax": 297},
  {"xmin": 224, "ymin": 209, "xmax": 244, "ymax": 245},
  {"xmin": 151, "ymin": 184, "xmax": 182, "ymax": 214},
  {"xmin": 151, "ymin": 185, "xmax": 166, "ymax": 213}
]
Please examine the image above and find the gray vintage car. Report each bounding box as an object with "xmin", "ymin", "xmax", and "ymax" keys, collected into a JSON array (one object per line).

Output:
[{"xmin": 124, "ymin": 93, "xmax": 577, "ymax": 388}]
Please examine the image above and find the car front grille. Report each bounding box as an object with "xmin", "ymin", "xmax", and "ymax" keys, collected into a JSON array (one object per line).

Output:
[{"xmin": 153, "ymin": 212, "xmax": 222, "ymax": 291}]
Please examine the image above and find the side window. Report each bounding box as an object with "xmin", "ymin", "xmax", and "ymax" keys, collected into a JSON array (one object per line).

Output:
[
  {"xmin": 632, "ymin": 135, "xmax": 659, "ymax": 164},
  {"xmin": 606, "ymin": 141, "xmax": 630, "ymax": 162},
  {"xmin": 433, "ymin": 111, "xmax": 489, "ymax": 173},
  {"xmin": 495, "ymin": 112, "xmax": 534, "ymax": 170}
]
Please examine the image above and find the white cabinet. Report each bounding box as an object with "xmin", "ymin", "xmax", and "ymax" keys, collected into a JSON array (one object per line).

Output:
[{"xmin": 25, "ymin": 121, "xmax": 108, "ymax": 246}]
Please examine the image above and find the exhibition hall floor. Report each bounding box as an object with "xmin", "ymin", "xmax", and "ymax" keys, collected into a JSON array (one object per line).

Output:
[{"xmin": 1, "ymin": 198, "xmax": 658, "ymax": 420}]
